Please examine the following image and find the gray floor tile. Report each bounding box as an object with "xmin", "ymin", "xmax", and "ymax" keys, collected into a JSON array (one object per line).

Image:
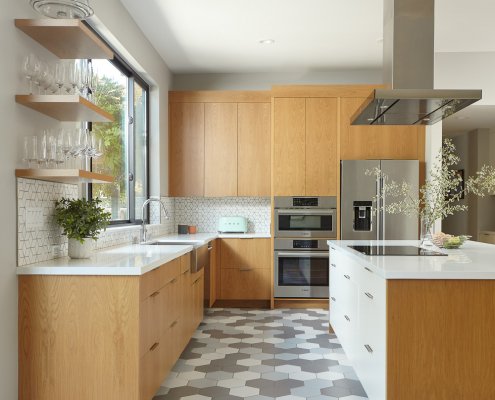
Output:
[{"xmin": 152, "ymin": 308, "xmax": 368, "ymax": 400}]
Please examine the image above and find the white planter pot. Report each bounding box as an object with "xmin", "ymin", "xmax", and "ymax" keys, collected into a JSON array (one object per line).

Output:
[{"xmin": 68, "ymin": 238, "xmax": 94, "ymax": 259}]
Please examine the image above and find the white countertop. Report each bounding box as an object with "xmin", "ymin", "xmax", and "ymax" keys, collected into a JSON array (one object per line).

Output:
[
  {"xmin": 328, "ymin": 240, "xmax": 495, "ymax": 279},
  {"xmin": 17, "ymin": 232, "xmax": 271, "ymax": 276}
]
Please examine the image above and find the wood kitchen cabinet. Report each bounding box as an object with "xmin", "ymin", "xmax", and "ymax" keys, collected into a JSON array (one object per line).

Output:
[
  {"xmin": 169, "ymin": 91, "xmax": 271, "ymax": 197},
  {"xmin": 204, "ymin": 103, "xmax": 238, "ymax": 196},
  {"xmin": 273, "ymin": 97, "xmax": 338, "ymax": 196},
  {"xmin": 340, "ymin": 97, "xmax": 425, "ymax": 160},
  {"xmin": 169, "ymin": 102, "xmax": 205, "ymax": 196},
  {"xmin": 238, "ymin": 103, "xmax": 271, "ymax": 196},
  {"xmin": 18, "ymin": 252, "xmax": 202, "ymax": 400},
  {"xmin": 219, "ymin": 238, "xmax": 271, "ymax": 300}
]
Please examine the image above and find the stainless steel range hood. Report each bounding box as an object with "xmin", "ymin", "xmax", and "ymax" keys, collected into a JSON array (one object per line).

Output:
[{"xmin": 351, "ymin": 0, "xmax": 481, "ymax": 126}]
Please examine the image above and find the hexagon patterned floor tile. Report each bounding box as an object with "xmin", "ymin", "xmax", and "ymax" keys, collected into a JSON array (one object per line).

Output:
[{"xmin": 153, "ymin": 308, "xmax": 368, "ymax": 400}]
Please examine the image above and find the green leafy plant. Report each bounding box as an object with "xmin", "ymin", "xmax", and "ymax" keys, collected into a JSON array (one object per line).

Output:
[{"xmin": 54, "ymin": 197, "xmax": 111, "ymax": 243}]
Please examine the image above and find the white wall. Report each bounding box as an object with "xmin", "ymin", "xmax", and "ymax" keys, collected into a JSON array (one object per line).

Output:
[
  {"xmin": 172, "ymin": 69, "xmax": 382, "ymax": 90},
  {"xmin": 0, "ymin": 1, "xmax": 171, "ymax": 398}
]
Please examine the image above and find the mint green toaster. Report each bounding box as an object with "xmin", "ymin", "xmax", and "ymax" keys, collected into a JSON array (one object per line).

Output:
[{"xmin": 218, "ymin": 216, "xmax": 248, "ymax": 233}]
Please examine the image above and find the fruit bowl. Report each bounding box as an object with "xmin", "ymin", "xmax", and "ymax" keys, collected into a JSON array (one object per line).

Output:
[{"xmin": 432, "ymin": 233, "xmax": 471, "ymax": 249}]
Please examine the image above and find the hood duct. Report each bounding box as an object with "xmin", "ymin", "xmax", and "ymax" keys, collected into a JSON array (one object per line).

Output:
[{"xmin": 351, "ymin": 0, "xmax": 481, "ymax": 125}]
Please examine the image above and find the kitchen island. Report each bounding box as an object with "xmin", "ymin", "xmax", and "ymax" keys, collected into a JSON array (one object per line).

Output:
[{"xmin": 328, "ymin": 240, "xmax": 495, "ymax": 400}]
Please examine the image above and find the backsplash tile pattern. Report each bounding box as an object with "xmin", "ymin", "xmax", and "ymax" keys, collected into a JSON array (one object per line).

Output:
[
  {"xmin": 17, "ymin": 186, "xmax": 269, "ymax": 266},
  {"xmin": 17, "ymin": 178, "xmax": 78, "ymax": 267},
  {"xmin": 174, "ymin": 197, "xmax": 270, "ymax": 233},
  {"xmin": 17, "ymin": 178, "xmax": 176, "ymax": 267}
]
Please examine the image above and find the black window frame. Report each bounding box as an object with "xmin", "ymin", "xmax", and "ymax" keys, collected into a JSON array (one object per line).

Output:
[{"xmin": 85, "ymin": 26, "xmax": 150, "ymax": 226}]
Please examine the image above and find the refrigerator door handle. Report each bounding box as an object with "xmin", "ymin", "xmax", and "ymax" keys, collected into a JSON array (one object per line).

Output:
[
  {"xmin": 376, "ymin": 177, "xmax": 380, "ymax": 241},
  {"xmin": 381, "ymin": 176, "xmax": 386, "ymax": 241}
]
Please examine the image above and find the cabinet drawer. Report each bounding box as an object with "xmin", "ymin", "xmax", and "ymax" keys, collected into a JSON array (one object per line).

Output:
[
  {"xmin": 139, "ymin": 334, "xmax": 169, "ymax": 400},
  {"xmin": 139, "ymin": 288, "xmax": 165, "ymax": 358},
  {"xmin": 180, "ymin": 252, "xmax": 192, "ymax": 274},
  {"xmin": 220, "ymin": 239, "xmax": 271, "ymax": 269},
  {"xmin": 140, "ymin": 257, "xmax": 181, "ymax": 301},
  {"xmin": 220, "ymin": 268, "xmax": 271, "ymax": 300}
]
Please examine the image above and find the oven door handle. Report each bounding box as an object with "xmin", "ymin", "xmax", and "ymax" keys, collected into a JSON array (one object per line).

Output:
[
  {"xmin": 276, "ymin": 252, "xmax": 329, "ymax": 258},
  {"xmin": 276, "ymin": 209, "xmax": 336, "ymax": 216}
]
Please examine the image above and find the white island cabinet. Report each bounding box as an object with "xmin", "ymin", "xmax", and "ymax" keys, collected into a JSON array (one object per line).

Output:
[{"xmin": 328, "ymin": 240, "xmax": 495, "ymax": 400}]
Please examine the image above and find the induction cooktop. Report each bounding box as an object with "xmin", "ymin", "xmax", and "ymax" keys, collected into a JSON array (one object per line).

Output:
[{"xmin": 347, "ymin": 245, "xmax": 447, "ymax": 256}]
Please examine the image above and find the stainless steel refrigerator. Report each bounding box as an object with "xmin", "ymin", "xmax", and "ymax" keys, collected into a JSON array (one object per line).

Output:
[{"xmin": 341, "ymin": 160, "xmax": 419, "ymax": 240}]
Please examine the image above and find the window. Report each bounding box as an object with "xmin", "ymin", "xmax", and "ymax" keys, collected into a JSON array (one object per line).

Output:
[{"xmin": 89, "ymin": 57, "xmax": 149, "ymax": 224}]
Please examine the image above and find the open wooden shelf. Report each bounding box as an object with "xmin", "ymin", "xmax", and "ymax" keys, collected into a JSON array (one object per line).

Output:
[
  {"xmin": 15, "ymin": 95, "xmax": 114, "ymax": 122},
  {"xmin": 15, "ymin": 19, "xmax": 113, "ymax": 60},
  {"xmin": 16, "ymin": 169, "xmax": 114, "ymax": 184}
]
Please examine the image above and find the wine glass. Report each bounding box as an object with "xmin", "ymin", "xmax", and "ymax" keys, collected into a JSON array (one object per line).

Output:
[
  {"xmin": 48, "ymin": 135, "xmax": 57, "ymax": 168},
  {"xmin": 54, "ymin": 61, "xmax": 66, "ymax": 94},
  {"xmin": 28, "ymin": 136, "xmax": 38, "ymax": 168},
  {"xmin": 68, "ymin": 61, "xmax": 80, "ymax": 95},
  {"xmin": 37, "ymin": 131, "xmax": 48, "ymax": 167},
  {"xmin": 22, "ymin": 54, "xmax": 38, "ymax": 94},
  {"xmin": 31, "ymin": 57, "xmax": 42, "ymax": 94}
]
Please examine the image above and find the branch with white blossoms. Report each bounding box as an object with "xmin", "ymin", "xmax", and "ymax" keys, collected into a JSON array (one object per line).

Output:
[{"xmin": 366, "ymin": 138, "xmax": 495, "ymax": 227}]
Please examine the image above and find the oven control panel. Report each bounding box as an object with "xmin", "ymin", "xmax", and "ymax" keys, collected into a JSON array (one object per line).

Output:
[{"xmin": 293, "ymin": 240, "xmax": 318, "ymax": 249}]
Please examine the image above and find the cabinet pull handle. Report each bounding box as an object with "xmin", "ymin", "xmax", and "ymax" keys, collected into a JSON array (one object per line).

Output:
[
  {"xmin": 344, "ymin": 315, "xmax": 350, "ymax": 322},
  {"xmin": 193, "ymin": 278, "xmax": 201, "ymax": 284},
  {"xmin": 170, "ymin": 320, "xmax": 178, "ymax": 328},
  {"xmin": 240, "ymin": 268, "xmax": 252, "ymax": 271},
  {"xmin": 365, "ymin": 292, "xmax": 374, "ymax": 299},
  {"xmin": 364, "ymin": 344, "xmax": 373, "ymax": 354},
  {"xmin": 170, "ymin": 278, "xmax": 178, "ymax": 284},
  {"xmin": 330, "ymin": 263, "xmax": 336, "ymax": 268},
  {"xmin": 150, "ymin": 290, "xmax": 160, "ymax": 298},
  {"xmin": 364, "ymin": 267, "xmax": 373, "ymax": 273},
  {"xmin": 331, "ymin": 296, "xmax": 336, "ymax": 302},
  {"xmin": 182, "ymin": 269, "xmax": 190, "ymax": 275},
  {"xmin": 149, "ymin": 342, "xmax": 159, "ymax": 351},
  {"xmin": 344, "ymin": 274, "xmax": 350, "ymax": 280}
]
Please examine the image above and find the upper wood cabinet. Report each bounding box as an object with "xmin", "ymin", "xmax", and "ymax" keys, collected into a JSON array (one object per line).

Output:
[
  {"xmin": 340, "ymin": 97, "xmax": 425, "ymax": 160},
  {"xmin": 305, "ymin": 98, "xmax": 338, "ymax": 196},
  {"xmin": 273, "ymin": 98, "xmax": 306, "ymax": 196},
  {"xmin": 205, "ymin": 103, "xmax": 238, "ymax": 197},
  {"xmin": 273, "ymin": 97, "xmax": 338, "ymax": 196},
  {"xmin": 169, "ymin": 102, "xmax": 205, "ymax": 197},
  {"xmin": 169, "ymin": 91, "xmax": 271, "ymax": 197},
  {"xmin": 238, "ymin": 103, "xmax": 271, "ymax": 196}
]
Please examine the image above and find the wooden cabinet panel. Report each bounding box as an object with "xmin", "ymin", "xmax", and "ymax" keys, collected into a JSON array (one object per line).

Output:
[
  {"xmin": 169, "ymin": 102, "xmax": 205, "ymax": 196},
  {"xmin": 237, "ymin": 103, "xmax": 271, "ymax": 196},
  {"xmin": 220, "ymin": 268, "xmax": 271, "ymax": 300},
  {"xmin": 204, "ymin": 103, "xmax": 238, "ymax": 196},
  {"xmin": 191, "ymin": 269, "xmax": 204, "ymax": 330},
  {"xmin": 273, "ymin": 98, "xmax": 306, "ymax": 196},
  {"xmin": 205, "ymin": 239, "xmax": 217, "ymax": 307},
  {"xmin": 340, "ymin": 97, "xmax": 424, "ymax": 160},
  {"xmin": 220, "ymin": 239, "xmax": 271, "ymax": 269},
  {"xmin": 305, "ymin": 98, "xmax": 338, "ymax": 196}
]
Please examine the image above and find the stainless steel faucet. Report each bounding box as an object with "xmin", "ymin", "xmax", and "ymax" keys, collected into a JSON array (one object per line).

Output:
[{"xmin": 141, "ymin": 197, "xmax": 170, "ymax": 243}]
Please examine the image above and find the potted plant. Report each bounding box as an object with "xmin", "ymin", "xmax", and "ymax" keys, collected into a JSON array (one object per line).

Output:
[
  {"xmin": 367, "ymin": 138, "xmax": 495, "ymax": 246},
  {"xmin": 54, "ymin": 197, "xmax": 111, "ymax": 259}
]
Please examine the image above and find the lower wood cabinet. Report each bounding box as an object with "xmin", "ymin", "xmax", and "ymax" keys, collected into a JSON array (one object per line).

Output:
[
  {"xmin": 18, "ymin": 251, "xmax": 204, "ymax": 400},
  {"xmin": 219, "ymin": 238, "xmax": 271, "ymax": 300}
]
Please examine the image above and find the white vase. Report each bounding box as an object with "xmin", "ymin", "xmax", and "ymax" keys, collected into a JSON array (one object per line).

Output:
[{"xmin": 68, "ymin": 238, "xmax": 93, "ymax": 259}]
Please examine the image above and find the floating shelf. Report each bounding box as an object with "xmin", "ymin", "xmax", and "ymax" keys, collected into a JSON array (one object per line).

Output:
[
  {"xmin": 15, "ymin": 19, "xmax": 113, "ymax": 60},
  {"xmin": 16, "ymin": 169, "xmax": 114, "ymax": 184},
  {"xmin": 15, "ymin": 95, "xmax": 114, "ymax": 122}
]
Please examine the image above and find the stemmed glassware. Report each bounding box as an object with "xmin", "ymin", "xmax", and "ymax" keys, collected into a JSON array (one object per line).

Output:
[
  {"xmin": 21, "ymin": 57, "xmax": 98, "ymax": 98},
  {"xmin": 22, "ymin": 128, "xmax": 103, "ymax": 169}
]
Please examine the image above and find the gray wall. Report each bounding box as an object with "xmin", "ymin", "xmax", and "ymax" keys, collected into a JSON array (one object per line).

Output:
[
  {"xmin": 172, "ymin": 69, "xmax": 382, "ymax": 90},
  {"xmin": 443, "ymin": 129, "xmax": 495, "ymax": 238},
  {"xmin": 0, "ymin": 1, "xmax": 171, "ymax": 398}
]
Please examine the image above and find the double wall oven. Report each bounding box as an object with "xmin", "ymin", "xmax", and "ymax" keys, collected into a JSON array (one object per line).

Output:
[{"xmin": 274, "ymin": 196, "xmax": 336, "ymax": 298}]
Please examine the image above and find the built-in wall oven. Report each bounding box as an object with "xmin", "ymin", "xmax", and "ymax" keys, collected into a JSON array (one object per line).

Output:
[
  {"xmin": 274, "ymin": 196, "xmax": 336, "ymax": 238},
  {"xmin": 274, "ymin": 239, "xmax": 330, "ymax": 298},
  {"xmin": 273, "ymin": 196, "xmax": 336, "ymax": 298}
]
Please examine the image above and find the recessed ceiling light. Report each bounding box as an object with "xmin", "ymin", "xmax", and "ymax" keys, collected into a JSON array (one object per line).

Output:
[{"xmin": 259, "ymin": 39, "xmax": 275, "ymax": 45}]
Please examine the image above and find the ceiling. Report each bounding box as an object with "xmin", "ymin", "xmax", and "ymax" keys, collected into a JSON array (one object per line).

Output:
[{"xmin": 120, "ymin": 0, "xmax": 495, "ymax": 132}]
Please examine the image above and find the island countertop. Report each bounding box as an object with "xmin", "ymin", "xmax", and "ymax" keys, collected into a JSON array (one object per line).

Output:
[{"xmin": 328, "ymin": 240, "xmax": 495, "ymax": 279}]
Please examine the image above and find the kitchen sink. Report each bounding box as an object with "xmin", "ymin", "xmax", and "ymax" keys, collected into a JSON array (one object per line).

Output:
[{"xmin": 146, "ymin": 240, "xmax": 212, "ymax": 273}]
